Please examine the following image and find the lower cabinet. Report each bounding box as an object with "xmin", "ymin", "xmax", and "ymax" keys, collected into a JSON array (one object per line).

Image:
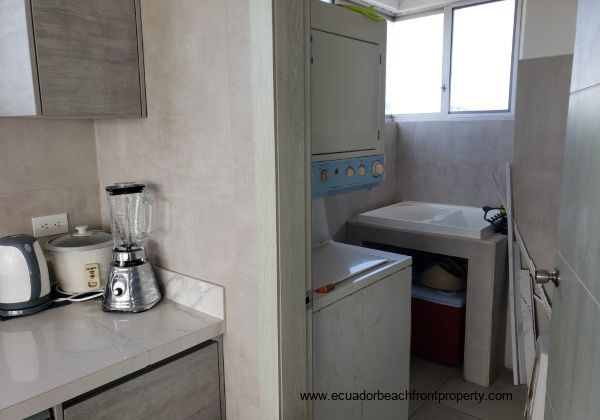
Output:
[{"xmin": 63, "ymin": 341, "xmax": 223, "ymax": 420}]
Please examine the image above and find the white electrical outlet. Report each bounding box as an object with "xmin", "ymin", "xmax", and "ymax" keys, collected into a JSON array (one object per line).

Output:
[{"xmin": 32, "ymin": 213, "xmax": 69, "ymax": 237}]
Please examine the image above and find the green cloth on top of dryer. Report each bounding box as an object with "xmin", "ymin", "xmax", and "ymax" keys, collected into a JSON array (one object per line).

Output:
[{"xmin": 337, "ymin": 4, "xmax": 385, "ymax": 21}]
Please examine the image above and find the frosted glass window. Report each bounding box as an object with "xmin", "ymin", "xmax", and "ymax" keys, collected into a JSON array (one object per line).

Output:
[
  {"xmin": 385, "ymin": 13, "xmax": 444, "ymax": 115},
  {"xmin": 450, "ymin": 0, "xmax": 516, "ymax": 112}
]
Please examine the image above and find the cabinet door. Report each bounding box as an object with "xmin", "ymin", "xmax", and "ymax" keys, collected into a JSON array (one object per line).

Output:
[
  {"xmin": 31, "ymin": 0, "xmax": 144, "ymax": 117},
  {"xmin": 311, "ymin": 29, "xmax": 382, "ymax": 155},
  {"xmin": 0, "ymin": 0, "xmax": 40, "ymax": 116},
  {"xmin": 64, "ymin": 342, "xmax": 222, "ymax": 420}
]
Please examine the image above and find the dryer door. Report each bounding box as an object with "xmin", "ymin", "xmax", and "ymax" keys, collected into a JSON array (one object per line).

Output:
[{"xmin": 311, "ymin": 29, "xmax": 382, "ymax": 155}]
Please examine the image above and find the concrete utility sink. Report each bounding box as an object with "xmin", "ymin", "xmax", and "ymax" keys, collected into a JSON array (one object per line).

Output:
[
  {"xmin": 347, "ymin": 208, "xmax": 508, "ymax": 387},
  {"xmin": 354, "ymin": 201, "xmax": 494, "ymax": 239}
]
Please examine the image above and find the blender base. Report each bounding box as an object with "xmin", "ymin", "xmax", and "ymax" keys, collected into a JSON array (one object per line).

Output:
[{"xmin": 102, "ymin": 261, "xmax": 162, "ymax": 313}]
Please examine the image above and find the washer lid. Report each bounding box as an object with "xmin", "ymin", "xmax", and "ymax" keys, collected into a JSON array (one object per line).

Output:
[
  {"xmin": 46, "ymin": 226, "xmax": 113, "ymax": 252},
  {"xmin": 312, "ymin": 241, "xmax": 388, "ymax": 289}
]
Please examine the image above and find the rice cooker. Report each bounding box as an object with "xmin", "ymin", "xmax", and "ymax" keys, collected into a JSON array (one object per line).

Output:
[{"xmin": 45, "ymin": 226, "xmax": 113, "ymax": 294}]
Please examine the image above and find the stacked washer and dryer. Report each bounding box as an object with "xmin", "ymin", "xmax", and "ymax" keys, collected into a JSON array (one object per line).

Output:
[{"xmin": 310, "ymin": 1, "xmax": 412, "ymax": 419}]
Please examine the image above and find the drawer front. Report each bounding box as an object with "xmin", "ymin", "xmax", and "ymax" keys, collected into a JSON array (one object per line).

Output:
[{"xmin": 64, "ymin": 342, "xmax": 221, "ymax": 420}]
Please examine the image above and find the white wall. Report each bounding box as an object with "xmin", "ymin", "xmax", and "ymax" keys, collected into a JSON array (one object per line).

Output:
[{"xmin": 520, "ymin": 0, "xmax": 579, "ymax": 59}]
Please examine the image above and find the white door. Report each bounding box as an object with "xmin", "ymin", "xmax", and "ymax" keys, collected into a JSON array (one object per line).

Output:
[
  {"xmin": 546, "ymin": 0, "xmax": 600, "ymax": 418},
  {"xmin": 310, "ymin": 29, "xmax": 382, "ymax": 155}
]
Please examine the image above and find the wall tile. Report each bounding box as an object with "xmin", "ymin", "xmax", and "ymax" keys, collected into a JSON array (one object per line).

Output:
[
  {"xmin": 513, "ymin": 55, "xmax": 572, "ymax": 172},
  {"xmin": 411, "ymin": 121, "xmax": 449, "ymax": 163},
  {"xmin": 0, "ymin": 185, "xmax": 101, "ymax": 237},
  {"xmin": 412, "ymin": 120, "xmax": 504, "ymax": 165},
  {"xmin": 497, "ymin": 119, "xmax": 514, "ymax": 164},
  {"xmin": 447, "ymin": 120, "xmax": 501, "ymax": 165},
  {"xmin": 382, "ymin": 121, "xmax": 398, "ymax": 161},
  {"xmin": 396, "ymin": 160, "xmax": 501, "ymax": 207},
  {"xmin": 394, "ymin": 119, "xmax": 513, "ymax": 207},
  {"xmin": 0, "ymin": 118, "xmax": 100, "ymax": 238},
  {"xmin": 512, "ymin": 168, "xmax": 562, "ymax": 270},
  {"xmin": 396, "ymin": 121, "xmax": 415, "ymax": 161},
  {"xmin": 0, "ymin": 118, "xmax": 98, "ymax": 193}
]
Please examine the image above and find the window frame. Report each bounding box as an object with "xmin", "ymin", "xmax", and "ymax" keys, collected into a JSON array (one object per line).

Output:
[{"xmin": 387, "ymin": 0, "xmax": 522, "ymax": 122}]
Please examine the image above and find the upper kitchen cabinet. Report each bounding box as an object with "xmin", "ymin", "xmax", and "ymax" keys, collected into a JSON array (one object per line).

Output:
[{"xmin": 0, "ymin": 0, "xmax": 146, "ymax": 118}]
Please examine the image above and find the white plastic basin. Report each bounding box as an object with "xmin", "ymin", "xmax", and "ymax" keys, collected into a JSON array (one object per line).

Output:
[{"xmin": 354, "ymin": 201, "xmax": 494, "ymax": 239}]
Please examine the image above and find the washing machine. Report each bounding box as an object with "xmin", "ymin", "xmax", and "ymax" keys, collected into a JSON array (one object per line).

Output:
[
  {"xmin": 311, "ymin": 240, "xmax": 412, "ymax": 420},
  {"xmin": 309, "ymin": 2, "xmax": 411, "ymax": 418}
]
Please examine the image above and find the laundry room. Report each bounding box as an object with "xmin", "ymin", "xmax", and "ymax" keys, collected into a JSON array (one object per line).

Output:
[{"xmin": 309, "ymin": 0, "xmax": 578, "ymax": 419}]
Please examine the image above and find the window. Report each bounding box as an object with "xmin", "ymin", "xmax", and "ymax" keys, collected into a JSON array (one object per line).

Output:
[
  {"xmin": 386, "ymin": 0, "xmax": 518, "ymax": 118},
  {"xmin": 385, "ymin": 13, "xmax": 444, "ymax": 115}
]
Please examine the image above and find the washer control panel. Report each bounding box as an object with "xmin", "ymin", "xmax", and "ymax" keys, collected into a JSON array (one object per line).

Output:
[{"xmin": 312, "ymin": 155, "xmax": 384, "ymax": 198}]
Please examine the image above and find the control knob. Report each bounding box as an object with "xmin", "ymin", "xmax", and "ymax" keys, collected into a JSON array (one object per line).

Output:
[
  {"xmin": 112, "ymin": 280, "xmax": 126, "ymax": 297},
  {"xmin": 372, "ymin": 161, "xmax": 384, "ymax": 177},
  {"xmin": 320, "ymin": 170, "xmax": 329, "ymax": 183}
]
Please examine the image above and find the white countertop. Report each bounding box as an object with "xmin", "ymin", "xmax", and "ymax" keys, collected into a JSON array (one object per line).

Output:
[{"xmin": 0, "ymin": 299, "xmax": 225, "ymax": 419}]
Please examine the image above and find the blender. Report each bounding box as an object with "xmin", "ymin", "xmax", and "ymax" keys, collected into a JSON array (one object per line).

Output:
[{"xmin": 102, "ymin": 182, "xmax": 162, "ymax": 312}]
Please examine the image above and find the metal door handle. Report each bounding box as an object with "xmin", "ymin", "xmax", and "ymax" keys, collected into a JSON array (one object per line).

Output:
[{"xmin": 535, "ymin": 268, "xmax": 560, "ymax": 287}]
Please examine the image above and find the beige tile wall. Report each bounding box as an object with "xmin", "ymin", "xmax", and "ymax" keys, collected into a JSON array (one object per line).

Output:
[
  {"xmin": 94, "ymin": 1, "xmax": 258, "ymax": 418},
  {"xmin": 0, "ymin": 118, "xmax": 101, "ymax": 238},
  {"xmin": 396, "ymin": 119, "xmax": 514, "ymax": 207}
]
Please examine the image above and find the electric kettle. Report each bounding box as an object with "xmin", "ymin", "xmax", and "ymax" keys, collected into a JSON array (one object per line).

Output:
[{"xmin": 0, "ymin": 235, "xmax": 52, "ymax": 317}]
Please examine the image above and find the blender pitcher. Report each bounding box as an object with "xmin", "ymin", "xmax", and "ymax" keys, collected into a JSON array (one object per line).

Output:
[
  {"xmin": 102, "ymin": 182, "xmax": 161, "ymax": 312},
  {"xmin": 106, "ymin": 183, "xmax": 153, "ymax": 252}
]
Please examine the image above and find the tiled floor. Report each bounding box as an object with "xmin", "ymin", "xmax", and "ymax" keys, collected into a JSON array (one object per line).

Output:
[{"xmin": 409, "ymin": 357, "xmax": 528, "ymax": 420}]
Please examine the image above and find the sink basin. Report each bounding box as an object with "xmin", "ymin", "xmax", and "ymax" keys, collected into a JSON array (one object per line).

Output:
[{"xmin": 354, "ymin": 201, "xmax": 494, "ymax": 239}]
